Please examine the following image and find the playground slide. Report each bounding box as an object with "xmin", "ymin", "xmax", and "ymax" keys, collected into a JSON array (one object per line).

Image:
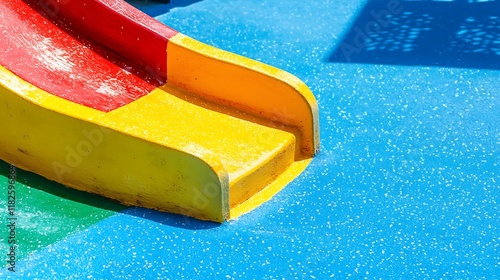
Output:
[{"xmin": 0, "ymin": 0, "xmax": 319, "ymax": 222}]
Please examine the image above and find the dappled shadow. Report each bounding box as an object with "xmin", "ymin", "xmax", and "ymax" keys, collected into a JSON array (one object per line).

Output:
[
  {"xmin": 126, "ymin": 0, "xmax": 204, "ymax": 17},
  {"xmin": 328, "ymin": 0, "xmax": 500, "ymax": 69}
]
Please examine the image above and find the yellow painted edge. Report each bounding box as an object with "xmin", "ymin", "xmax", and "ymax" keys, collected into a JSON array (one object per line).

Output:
[
  {"xmin": 230, "ymin": 159, "xmax": 312, "ymax": 219},
  {"xmin": 0, "ymin": 65, "xmax": 229, "ymax": 222},
  {"xmin": 229, "ymin": 132, "xmax": 295, "ymax": 208},
  {"xmin": 167, "ymin": 33, "xmax": 320, "ymax": 158}
]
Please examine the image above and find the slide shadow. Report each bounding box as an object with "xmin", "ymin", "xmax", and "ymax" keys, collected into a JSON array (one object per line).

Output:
[{"xmin": 328, "ymin": 0, "xmax": 500, "ymax": 70}]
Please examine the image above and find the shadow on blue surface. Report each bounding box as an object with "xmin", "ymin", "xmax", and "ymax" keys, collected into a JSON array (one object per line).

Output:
[
  {"xmin": 126, "ymin": 0, "xmax": 204, "ymax": 17},
  {"xmin": 328, "ymin": 0, "xmax": 500, "ymax": 69},
  {"xmin": 122, "ymin": 207, "xmax": 221, "ymax": 230}
]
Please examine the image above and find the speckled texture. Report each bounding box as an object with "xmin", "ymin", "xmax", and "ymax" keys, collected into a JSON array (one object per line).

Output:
[{"xmin": 1, "ymin": 0, "xmax": 499, "ymax": 278}]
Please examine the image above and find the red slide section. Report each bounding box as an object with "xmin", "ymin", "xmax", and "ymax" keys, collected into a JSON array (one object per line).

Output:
[
  {"xmin": 0, "ymin": 0, "xmax": 178, "ymax": 112},
  {"xmin": 36, "ymin": 0, "xmax": 178, "ymax": 78}
]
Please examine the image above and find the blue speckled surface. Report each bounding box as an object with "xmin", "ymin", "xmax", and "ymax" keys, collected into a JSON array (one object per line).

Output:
[{"xmin": 3, "ymin": 0, "xmax": 500, "ymax": 278}]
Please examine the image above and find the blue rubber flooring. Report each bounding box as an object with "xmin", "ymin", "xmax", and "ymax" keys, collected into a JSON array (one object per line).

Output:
[{"xmin": 3, "ymin": 0, "xmax": 499, "ymax": 278}]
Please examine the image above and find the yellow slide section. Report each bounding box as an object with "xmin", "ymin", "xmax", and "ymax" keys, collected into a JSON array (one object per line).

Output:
[{"xmin": 0, "ymin": 33, "xmax": 319, "ymax": 222}]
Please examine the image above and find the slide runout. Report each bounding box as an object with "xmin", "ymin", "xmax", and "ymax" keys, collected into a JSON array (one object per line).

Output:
[
  {"xmin": 152, "ymin": 84, "xmax": 298, "ymax": 209},
  {"xmin": 0, "ymin": 0, "xmax": 319, "ymax": 222}
]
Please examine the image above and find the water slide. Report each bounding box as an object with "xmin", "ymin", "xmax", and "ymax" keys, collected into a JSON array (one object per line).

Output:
[{"xmin": 0, "ymin": 0, "xmax": 319, "ymax": 222}]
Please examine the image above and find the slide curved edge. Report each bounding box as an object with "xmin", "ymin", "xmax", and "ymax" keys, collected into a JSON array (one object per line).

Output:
[{"xmin": 167, "ymin": 33, "xmax": 320, "ymax": 158}]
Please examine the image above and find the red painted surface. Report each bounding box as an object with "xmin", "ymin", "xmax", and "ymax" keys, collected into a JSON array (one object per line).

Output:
[
  {"xmin": 0, "ymin": 0, "xmax": 175, "ymax": 112},
  {"xmin": 35, "ymin": 0, "xmax": 178, "ymax": 79}
]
